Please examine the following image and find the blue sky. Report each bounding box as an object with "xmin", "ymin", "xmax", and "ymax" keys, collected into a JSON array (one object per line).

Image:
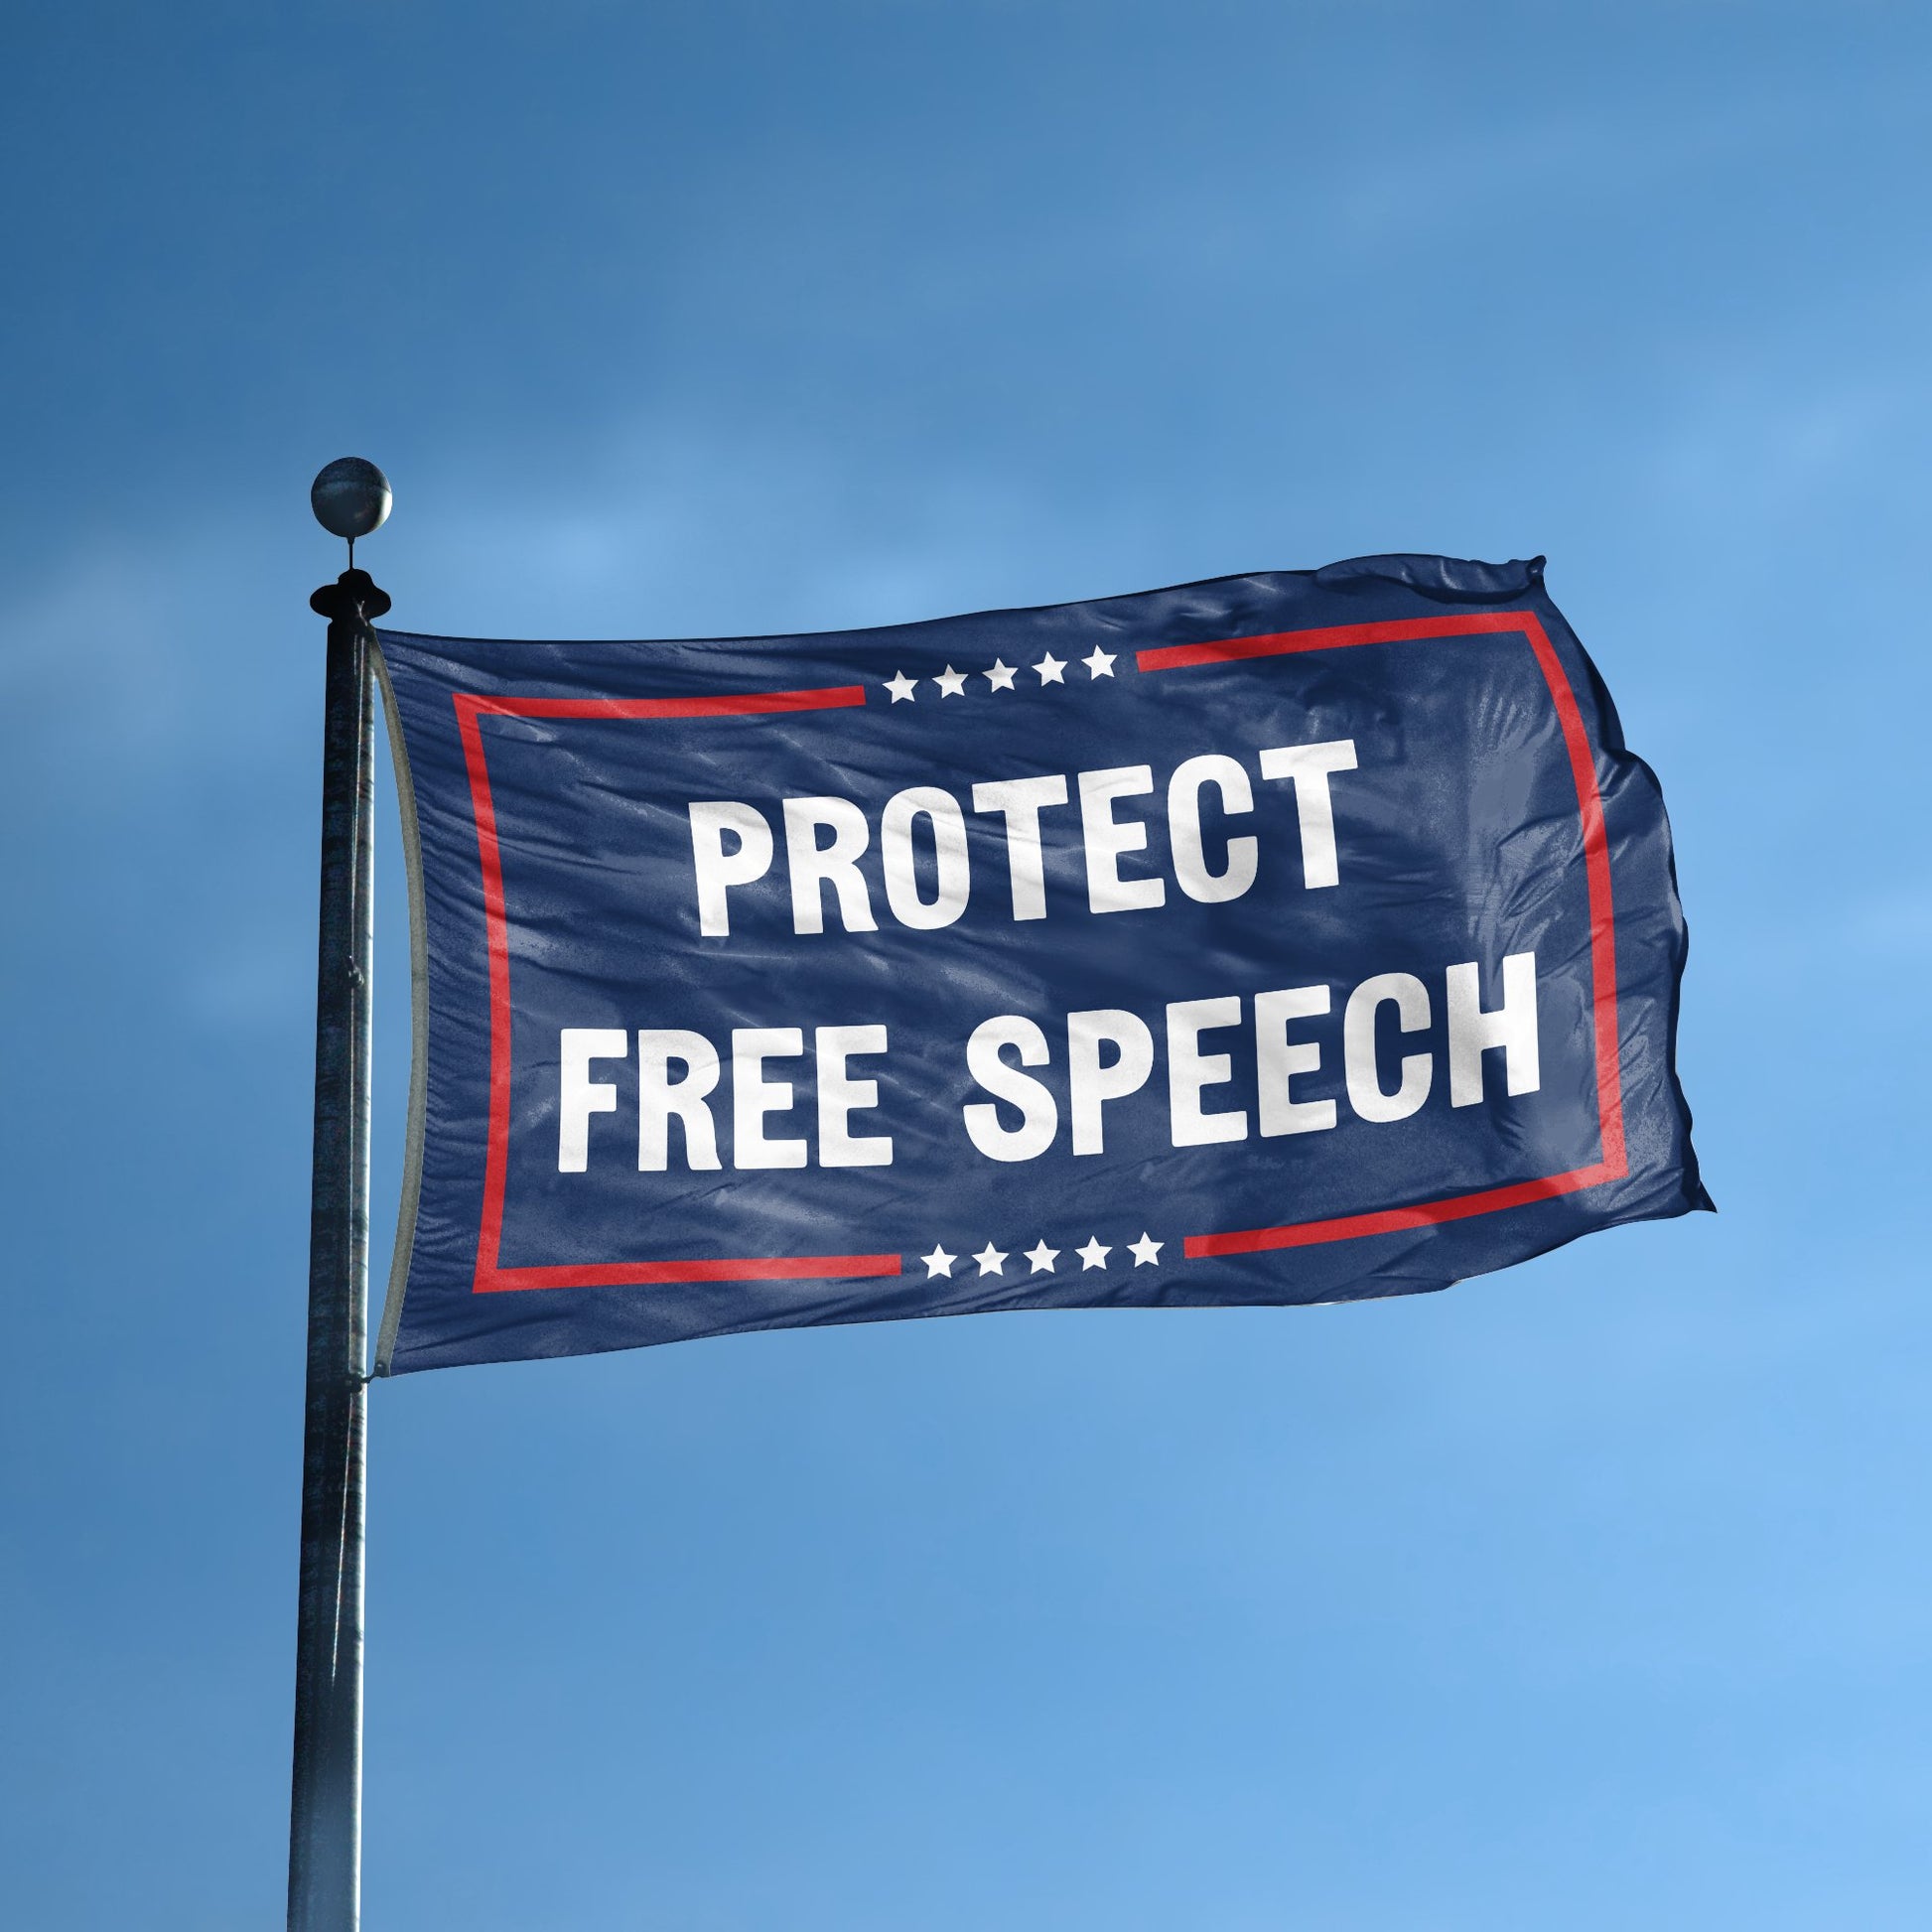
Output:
[{"xmin": 3, "ymin": 3, "xmax": 1929, "ymax": 1926}]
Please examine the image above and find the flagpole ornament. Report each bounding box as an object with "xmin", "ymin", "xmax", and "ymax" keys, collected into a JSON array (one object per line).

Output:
[
  {"xmin": 310, "ymin": 457, "xmax": 392, "ymax": 568},
  {"xmin": 289, "ymin": 467, "xmax": 390, "ymax": 1932}
]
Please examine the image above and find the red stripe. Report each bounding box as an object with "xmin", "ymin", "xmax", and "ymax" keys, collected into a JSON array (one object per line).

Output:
[
  {"xmin": 475, "ymin": 1253, "xmax": 903, "ymax": 1293},
  {"xmin": 468, "ymin": 685, "xmax": 867, "ymax": 721},
  {"xmin": 455, "ymin": 695, "xmax": 513, "ymax": 1277},
  {"xmin": 1185, "ymin": 1164, "xmax": 1615, "ymax": 1257},
  {"xmin": 1519, "ymin": 615, "xmax": 1627, "ymax": 1179},
  {"xmin": 1137, "ymin": 611, "xmax": 1538, "ymax": 672}
]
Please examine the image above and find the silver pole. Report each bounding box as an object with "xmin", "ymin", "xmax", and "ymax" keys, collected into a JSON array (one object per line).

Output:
[{"xmin": 291, "ymin": 462, "xmax": 391, "ymax": 1932}]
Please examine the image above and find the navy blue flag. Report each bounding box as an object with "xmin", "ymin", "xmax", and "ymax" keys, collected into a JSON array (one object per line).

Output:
[{"xmin": 371, "ymin": 554, "xmax": 1707, "ymax": 1375}]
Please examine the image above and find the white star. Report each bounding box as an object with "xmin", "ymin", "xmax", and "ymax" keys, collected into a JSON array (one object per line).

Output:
[
  {"xmin": 973, "ymin": 1241, "xmax": 1008, "ymax": 1276},
  {"xmin": 1129, "ymin": 1232, "xmax": 1164, "ymax": 1267},
  {"xmin": 884, "ymin": 670, "xmax": 918, "ymax": 703},
  {"xmin": 1075, "ymin": 1236, "xmax": 1112, "ymax": 1271},
  {"xmin": 983, "ymin": 658, "xmax": 1018, "ymax": 692},
  {"xmin": 921, "ymin": 1245, "xmax": 956, "ymax": 1279},
  {"xmin": 1081, "ymin": 646, "xmax": 1117, "ymax": 679},
  {"xmin": 1033, "ymin": 652, "xmax": 1066, "ymax": 685},
  {"xmin": 932, "ymin": 665, "xmax": 968, "ymax": 697},
  {"xmin": 1024, "ymin": 1239, "xmax": 1059, "ymax": 1275}
]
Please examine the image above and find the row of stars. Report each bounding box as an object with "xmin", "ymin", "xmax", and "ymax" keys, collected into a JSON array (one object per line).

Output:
[
  {"xmin": 884, "ymin": 647, "xmax": 1118, "ymax": 702},
  {"xmin": 919, "ymin": 1233, "xmax": 1164, "ymax": 1279}
]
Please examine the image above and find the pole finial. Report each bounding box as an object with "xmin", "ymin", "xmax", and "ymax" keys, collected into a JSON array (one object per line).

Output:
[{"xmin": 311, "ymin": 458, "xmax": 392, "ymax": 567}]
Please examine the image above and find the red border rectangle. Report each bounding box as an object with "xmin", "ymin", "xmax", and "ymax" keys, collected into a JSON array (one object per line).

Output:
[{"xmin": 454, "ymin": 613, "xmax": 1625, "ymax": 1293}]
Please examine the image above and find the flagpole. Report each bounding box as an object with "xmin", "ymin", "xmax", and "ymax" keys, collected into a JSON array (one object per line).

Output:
[{"xmin": 290, "ymin": 461, "xmax": 391, "ymax": 1932}]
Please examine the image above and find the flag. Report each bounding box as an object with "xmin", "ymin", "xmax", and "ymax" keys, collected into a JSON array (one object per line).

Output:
[{"xmin": 371, "ymin": 554, "xmax": 1707, "ymax": 1374}]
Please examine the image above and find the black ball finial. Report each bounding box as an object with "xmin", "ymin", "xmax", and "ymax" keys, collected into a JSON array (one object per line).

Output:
[{"xmin": 311, "ymin": 458, "xmax": 392, "ymax": 542}]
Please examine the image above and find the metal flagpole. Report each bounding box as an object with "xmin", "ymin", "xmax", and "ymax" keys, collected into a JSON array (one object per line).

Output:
[{"xmin": 290, "ymin": 460, "xmax": 392, "ymax": 1932}]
